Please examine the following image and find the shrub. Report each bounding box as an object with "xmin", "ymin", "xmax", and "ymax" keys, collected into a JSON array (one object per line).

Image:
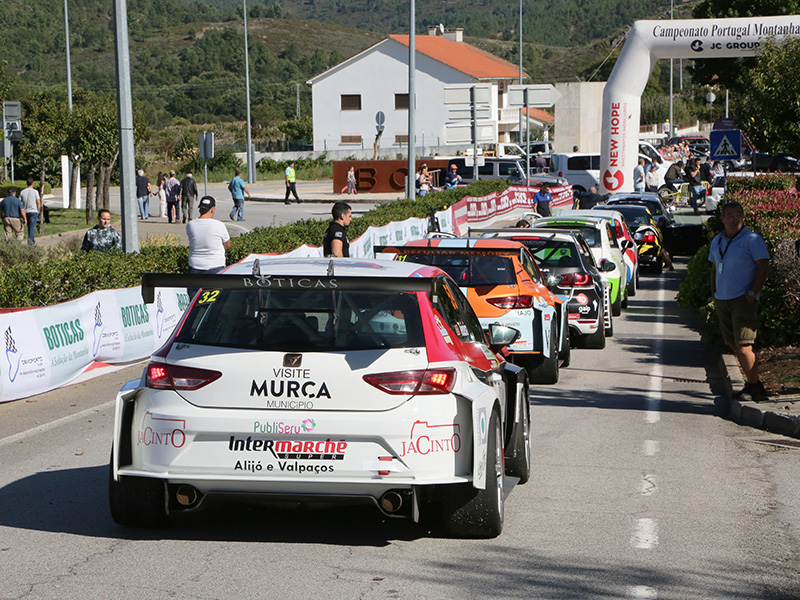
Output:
[{"xmin": 726, "ymin": 174, "xmax": 797, "ymax": 193}]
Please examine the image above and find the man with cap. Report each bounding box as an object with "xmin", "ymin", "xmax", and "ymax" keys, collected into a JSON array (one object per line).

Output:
[
  {"xmin": 187, "ymin": 196, "xmax": 231, "ymax": 280},
  {"xmin": 444, "ymin": 164, "xmax": 462, "ymax": 190}
]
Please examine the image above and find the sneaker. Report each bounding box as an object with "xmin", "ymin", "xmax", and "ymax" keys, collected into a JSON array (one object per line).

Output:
[
  {"xmin": 734, "ymin": 382, "xmax": 756, "ymax": 401},
  {"xmin": 230, "ymin": 213, "xmax": 235, "ymax": 221},
  {"xmin": 752, "ymin": 381, "xmax": 771, "ymax": 403}
]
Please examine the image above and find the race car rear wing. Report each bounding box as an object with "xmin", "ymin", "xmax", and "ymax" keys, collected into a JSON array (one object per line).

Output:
[
  {"xmin": 140, "ymin": 272, "xmax": 434, "ymax": 304},
  {"xmin": 375, "ymin": 244, "xmax": 523, "ymax": 256}
]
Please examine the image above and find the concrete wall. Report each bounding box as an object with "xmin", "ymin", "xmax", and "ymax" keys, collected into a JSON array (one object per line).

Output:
[{"xmin": 553, "ymin": 82, "xmax": 606, "ymax": 153}]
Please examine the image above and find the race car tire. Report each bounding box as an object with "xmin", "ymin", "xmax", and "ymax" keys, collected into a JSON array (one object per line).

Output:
[
  {"xmin": 654, "ymin": 257, "xmax": 664, "ymax": 274},
  {"xmin": 627, "ymin": 268, "xmax": 637, "ymax": 297},
  {"xmin": 109, "ymin": 457, "xmax": 168, "ymax": 528},
  {"xmin": 611, "ymin": 287, "xmax": 622, "ymax": 317},
  {"xmin": 560, "ymin": 328, "xmax": 571, "ymax": 368},
  {"xmin": 505, "ymin": 382, "xmax": 531, "ymax": 484},
  {"xmin": 621, "ymin": 286, "xmax": 628, "ymax": 309},
  {"xmin": 523, "ymin": 326, "xmax": 559, "ymax": 384},
  {"xmin": 582, "ymin": 306, "xmax": 606, "ymax": 349},
  {"xmin": 605, "ymin": 314, "xmax": 614, "ymax": 338},
  {"xmin": 439, "ymin": 410, "xmax": 504, "ymax": 539}
]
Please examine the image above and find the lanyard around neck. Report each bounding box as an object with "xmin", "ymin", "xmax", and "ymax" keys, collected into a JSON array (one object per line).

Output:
[{"xmin": 720, "ymin": 228, "xmax": 743, "ymax": 261}]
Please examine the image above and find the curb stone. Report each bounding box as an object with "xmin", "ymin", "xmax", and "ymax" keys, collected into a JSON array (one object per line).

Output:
[{"xmin": 716, "ymin": 348, "xmax": 800, "ymax": 439}]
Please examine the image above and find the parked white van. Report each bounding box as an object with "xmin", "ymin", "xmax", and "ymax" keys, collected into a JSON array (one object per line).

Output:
[{"xmin": 549, "ymin": 151, "xmax": 670, "ymax": 192}]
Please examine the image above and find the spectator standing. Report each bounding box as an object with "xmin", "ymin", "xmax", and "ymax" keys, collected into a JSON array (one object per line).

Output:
[
  {"xmin": 323, "ymin": 201, "xmax": 352, "ymax": 257},
  {"xmin": 165, "ymin": 170, "xmax": 181, "ymax": 223},
  {"xmin": 534, "ymin": 152, "xmax": 548, "ymax": 173},
  {"xmin": 708, "ymin": 201, "xmax": 771, "ymax": 401},
  {"xmin": 685, "ymin": 159, "xmax": 704, "ymax": 215},
  {"xmin": 533, "ymin": 183, "xmax": 552, "ymax": 216},
  {"xmin": 633, "ymin": 158, "xmax": 646, "ymax": 193},
  {"xmin": 156, "ymin": 172, "xmax": 167, "ymax": 218},
  {"xmin": 346, "ymin": 166, "xmax": 358, "ymax": 195},
  {"xmin": 135, "ymin": 169, "xmax": 151, "ymax": 220},
  {"xmin": 229, "ymin": 170, "xmax": 250, "ymax": 220},
  {"xmin": 416, "ymin": 165, "xmax": 432, "ymax": 197},
  {"xmin": 180, "ymin": 172, "xmax": 199, "ymax": 223},
  {"xmin": 664, "ymin": 160, "xmax": 684, "ymax": 191},
  {"xmin": 444, "ymin": 164, "xmax": 462, "ymax": 189},
  {"xmin": 284, "ymin": 160, "xmax": 301, "ymax": 204},
  {"xmin": 20, "ymin": 178, "xmax": 42, "ymax": 245},
  {"xmin": 573, "ymin": 186, "xmax": 606, "ymax": 210},
  {"xmin": 645, "ymin": 163, "xmax": 659, "ymax": 193},
  {"xmin": 81, "ymin": 209, "xmax": 121, "ymax": 251},
  {"xmin": 187, "ymin": 197, "xmax": 230, "ymax": 277},
  {"xmin": 0, "ymin": 189, "xmax": 26, "ymax": 241}
]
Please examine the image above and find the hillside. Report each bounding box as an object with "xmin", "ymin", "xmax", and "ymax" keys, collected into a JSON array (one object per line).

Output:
[{"xmin": 0, "ymin": 0, "xmax": 694, "ymax": 130}]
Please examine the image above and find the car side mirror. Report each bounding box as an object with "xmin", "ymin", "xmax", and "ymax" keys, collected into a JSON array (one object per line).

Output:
[
  {"xmin": 486, "ymin": 324, "xmax": 521, "ymax": 352},
  {"xmin": 600, "ymin": 259, "xmax": 616, "ymax": 272},
  {"xmin": 621, "ymin": 239, "xmax": 634, "ymax": 250}
]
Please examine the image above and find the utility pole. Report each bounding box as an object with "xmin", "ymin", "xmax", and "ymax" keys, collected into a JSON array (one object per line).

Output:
[
  {"xmin": 243, "ymin": 0, "xmax": 255, "ymax": 184},
  {"xmin": 407, "ymin": 0, "xmax": 416, "ymax": 200},
  {"xmin": 112, "ymin": 0, "xmax": 139, "ymax": 252}
]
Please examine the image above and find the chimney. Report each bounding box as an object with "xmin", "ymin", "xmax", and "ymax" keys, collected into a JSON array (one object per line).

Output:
[{"xmin": 443, "ymin": 28, "xmax": 463, "ymax": 43}]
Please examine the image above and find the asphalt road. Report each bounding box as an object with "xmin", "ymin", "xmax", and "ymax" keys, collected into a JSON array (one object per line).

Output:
[{"xmin": 1, "ymin": 263, "xmax": 799, "ymax": 599}]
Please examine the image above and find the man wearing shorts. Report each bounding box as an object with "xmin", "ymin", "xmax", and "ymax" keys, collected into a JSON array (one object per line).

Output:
[{"xmin": 709, "ymin": 201, "xmax": 770, "ymax": 402}]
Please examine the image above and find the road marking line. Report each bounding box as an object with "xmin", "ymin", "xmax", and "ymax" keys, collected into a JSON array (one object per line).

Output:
[
  {"xmin": 628, "ymin": 585, "xmax": 657, "ymax": 598},
  {"xmin": 632, "ymin": 517, "xmax": 659, "ymax": 549},
  {"xmin": 640, "ymin": 474, "xmax": 657, "ymax": 496},
  {"xmin": 644, "ymin": 440, "xmax": 659, "ymax": 456},
  {"xmin": 644, "ymin": 276, "xmax": 666, "ymax": 423},
  {"xmin": 0, "ymin": 400, "xmax": 114, "ymax": 449}
]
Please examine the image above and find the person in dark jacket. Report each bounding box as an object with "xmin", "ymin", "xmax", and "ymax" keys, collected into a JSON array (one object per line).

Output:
[{"xmin": 179, "ymin": 172, "xmax": 199, "ymax": 223}]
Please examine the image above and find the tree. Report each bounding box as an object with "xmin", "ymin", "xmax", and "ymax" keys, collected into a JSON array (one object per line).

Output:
[
  {"xmin": 690, "ymin": 0, "xmax": 800, "ymax": 91},
  {"xmin": 735, "ymin": 37, "xmax": 800, "ymax": 156}
]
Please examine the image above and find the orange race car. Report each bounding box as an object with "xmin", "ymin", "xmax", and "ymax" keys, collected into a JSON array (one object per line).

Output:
[{"xmin": 377, "ymin": 238, "xmax": 569, "ymax": 384}]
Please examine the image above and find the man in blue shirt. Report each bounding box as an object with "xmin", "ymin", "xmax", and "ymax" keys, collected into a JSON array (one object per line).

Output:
[
  {"xmin": 708, "ymin": 201, "xmax": 771, "ymax": 401},
  {"xmin": 228, "ymin": 170, "xmax": 250, "ymax": 221},
  {"xmin": 0, "ymin": 189, "xmax": 26, "ymax": 241},
  {"xmin": 533, "ymin": 183, "xmax": 552, "ymax": 216},
  {"xmin": 633, "ymin": 158, "xmax": 646, "ymax": 193}
]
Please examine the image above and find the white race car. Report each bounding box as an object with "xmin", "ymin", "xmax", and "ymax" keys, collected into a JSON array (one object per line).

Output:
[{"xmin": 109, "ymin": 257, "xmax": 530, "ymax": 538}]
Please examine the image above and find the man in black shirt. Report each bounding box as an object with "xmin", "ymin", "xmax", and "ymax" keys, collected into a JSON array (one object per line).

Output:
[
  {"xmin": 573, "ymin": 186, "xmax": 608, "ymax": 209},
  {"xmin": 323, "ymin": 201, "xmax": 352, "ymax": 257}
]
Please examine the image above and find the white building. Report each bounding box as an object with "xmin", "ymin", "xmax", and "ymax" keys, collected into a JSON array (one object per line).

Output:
[{"xmin": 306, "ymin": 28, "xmax": 548, "ymax": 155}]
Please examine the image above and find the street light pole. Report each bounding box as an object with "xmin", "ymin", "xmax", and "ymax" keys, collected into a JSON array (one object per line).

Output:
[
  {"xmin": 243, "ymin": 0, "xmax": 255, "ymax": 184},
  {"xmin": 407, "ymin": 0, "xmax": 416, "ymax": 200},
  {"xmin": 668, "ymin": 0, "xmax": 673, "ymax": 138},
  {"xmin": 64, "ymin": 0, "xmax": 75, "ymax": 207}
]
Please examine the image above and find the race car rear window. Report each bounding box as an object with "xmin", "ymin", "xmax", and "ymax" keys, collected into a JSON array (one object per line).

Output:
[
  {"xmin": 402, "ymin": 254, "xmax": 516, "ymax": 287},
  {"xmin": 520, "ymin": 240, "xmax": 581, "ymax": 268},
  {"xmin": 176, "ymin": 289, "xmax": 425, "ymax": 351}
]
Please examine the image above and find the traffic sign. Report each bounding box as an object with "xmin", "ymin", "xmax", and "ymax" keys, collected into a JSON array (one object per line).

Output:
[
  {"xmin": 508, "ymin": 84, "xmax": 561, "ymax": 108},
  {"xmin": 443, "ymin": 84, "xmax": 492, "ymax": 106},
  {"xmin": 445, "ymin": 122, "xmax": 494, "ymax": 144},
  {"xmin": 709, "ymin": 129, "xmax": 741, "ymax": 160},
  {"xmin": 447, "ymin": 106, "xmax": 492, "ymax": 121}
]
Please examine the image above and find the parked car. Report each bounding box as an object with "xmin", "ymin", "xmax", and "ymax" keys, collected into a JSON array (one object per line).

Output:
[
  {"xmin": 473, "ymin": 228, "xmax": 611, "ymax": 348},
  {"xmin": 532, "ymin": 215, "xmax": 628, "ymax": 316},
  {"xmin": 666, "ymin": 135, "xmax": 710, "ymax": 154},
  {"xmin": 378, "ymin": 238, "xmax": 569, "ymax": 384},
  {"xmin": 749, "ymin": 151, "xmax": 799, "ymax": 172},
  {"xmin": 549, "ymin": 152, "xmax": 668, "ymax": 192},
  {"xmin": 110, "ymin": 257, "xmax": 531, "ymax": 538}
]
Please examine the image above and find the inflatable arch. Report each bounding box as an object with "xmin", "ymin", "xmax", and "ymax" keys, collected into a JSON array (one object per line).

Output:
[{"xmin": 600, "ymin": 14, "xmax": 800, "ymax": 194}]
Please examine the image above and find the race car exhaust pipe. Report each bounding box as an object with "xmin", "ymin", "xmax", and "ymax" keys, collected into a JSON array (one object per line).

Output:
[
  {"xmin": 380, "ymin": 491, "xmax": 403, "ymax": 513},
  {"xmin": 175, "ymin": 485, "xmax": 199, "ymax": 507}
]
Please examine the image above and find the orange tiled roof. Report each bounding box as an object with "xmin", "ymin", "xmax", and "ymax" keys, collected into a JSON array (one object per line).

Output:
[
  {"xmin": 525, "ymin": 106, "xmax": 555, "ymax": 124},
  {"xmin": 389, "ymin": 35, "xmax": 522, "ymax": 80}
]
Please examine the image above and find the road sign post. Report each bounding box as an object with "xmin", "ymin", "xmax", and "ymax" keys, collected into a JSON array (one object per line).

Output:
[{"xmin": 709, "ymin": 129, "xmax": 741, "ymax": 161}]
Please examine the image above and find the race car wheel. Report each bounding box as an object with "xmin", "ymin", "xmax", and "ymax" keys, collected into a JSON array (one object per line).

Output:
[
  {"xmin": 621, "ymin": 286, "xmax": 628, "ymax": 309},
  {"xmin": 605, "ymin": 313, "xmax": 614, "ymax": 338},
  {"xmin": 439, "ymin": 410, "xmax": 504, "ymax": 539},
  {"xmin": 611, "ymin": 287, "xmax": 622, "ymax": 317},
  {"xmin": 654, "ymin": 257, "xmax": 664, "ymax": 274},
  {"xmin": 582, "ymin": 307, "xmax": 606, "ymax": 349},
  {"xmin": 627, "ymin": 269, "xmax": 637, "ymax": 297},
  {"xmin": 560, "ymin": 327, "xmax": 571, "ymax": 368},
  {"xmin": 109, "ymin": 456, "xmax": 168, "ymax": 528},
  {"xmin": 505, "ymin": 382, "xmax": 531, "ymax": 484},
  {"xmin": 523, "ymin": 326, "xmax": 559, "ymax": 384}
]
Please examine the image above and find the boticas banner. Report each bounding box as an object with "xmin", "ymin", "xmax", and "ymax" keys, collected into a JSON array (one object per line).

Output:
[
  {"xmin": 0, "ymin": 287, "xmax": 190, "ymax": 403},
  {"xmin": 1, "ymin": 184, "xmax": 569, "ymax": 403}
]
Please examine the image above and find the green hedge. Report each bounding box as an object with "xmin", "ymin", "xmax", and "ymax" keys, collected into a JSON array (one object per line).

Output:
[
  {"xmin": 677, "ymin": 178, "xmax": 800, "ymax": 348},
  {"xmin": 0, "ymin": 180, "xmax": 510, "ymax": 308},
  {"xmin": 0, "ymin": 181, "xmax": 53, "ymax": 196}
]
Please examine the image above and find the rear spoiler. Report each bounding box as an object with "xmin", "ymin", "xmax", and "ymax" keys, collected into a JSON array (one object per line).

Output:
[
  {"xmin": 140, "ymin": 272, "xmax": 434, "ymax": 304},
  {"xmin": 375, "ymin": 244, "xmax": 523, "ymax": 256}
]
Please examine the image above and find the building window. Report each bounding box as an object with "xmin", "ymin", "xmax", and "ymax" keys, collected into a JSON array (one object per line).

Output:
[
  {"xmin": 341, "ymin": 94, "xmax": 362, "ymax": 111},
  {"xmin": 394, "ymin": 93, "xmax": 409, "ymax": 110},
  {"xmin": 395, "ymin": 134, "xmax": 409, "ymax": 144},
  {"xmin": 341, "ymin": 135, "xmax": 362, "ymax": 144}
]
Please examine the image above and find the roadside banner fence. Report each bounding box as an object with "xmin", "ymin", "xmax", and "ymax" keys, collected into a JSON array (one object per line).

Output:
[{"xmin": 0, "ymin": 184, "xmax": 570, "ymax": 403}]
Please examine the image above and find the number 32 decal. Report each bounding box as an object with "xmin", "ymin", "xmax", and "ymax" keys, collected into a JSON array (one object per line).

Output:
[{"xmin": 197, "ymin": 290, "xmax": 220, "ymax": 304}]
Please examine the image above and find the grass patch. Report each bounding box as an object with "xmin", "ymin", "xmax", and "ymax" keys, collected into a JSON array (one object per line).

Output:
[{"xmin": 40, "ymin": 208, "xmax": 105, "ymax": 237}]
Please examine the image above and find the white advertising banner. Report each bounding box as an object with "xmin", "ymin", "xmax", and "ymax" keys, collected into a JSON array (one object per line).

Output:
[{"xmin": 0, "ymin": 287, "xmax": 189, "ymax": 403}]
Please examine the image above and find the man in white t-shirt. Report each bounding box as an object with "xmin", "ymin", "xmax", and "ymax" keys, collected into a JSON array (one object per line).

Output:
[
  {"xmin": 20, "ymin": 178, "xmax": 42, "ymax": 245},
  {"xmin": 186, "ymin": 196, "xmax": 231, "ymax": 283}
]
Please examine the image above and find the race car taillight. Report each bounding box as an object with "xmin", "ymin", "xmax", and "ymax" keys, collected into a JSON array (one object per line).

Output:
[
  {"xmin": 487, "ymin": 295, "xmax": 533, "ymax": 309},
  {"xmin": 615, "ymin": 222, "xmax": 625, "ymax": 239},
  {"xmin": 559, "ymin": 272, "xmax": 592, "ymax": 287},
  {"xmin": 639, "ymin": 233, "xmax": 657, "ymax": 243},
  {"xmin": 363, "ymin": 368, "xmax": 456, "ymax": 395},
  {"xmin": 146, "ymin": 362, "xmax": 222, "ymax": 390}
]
